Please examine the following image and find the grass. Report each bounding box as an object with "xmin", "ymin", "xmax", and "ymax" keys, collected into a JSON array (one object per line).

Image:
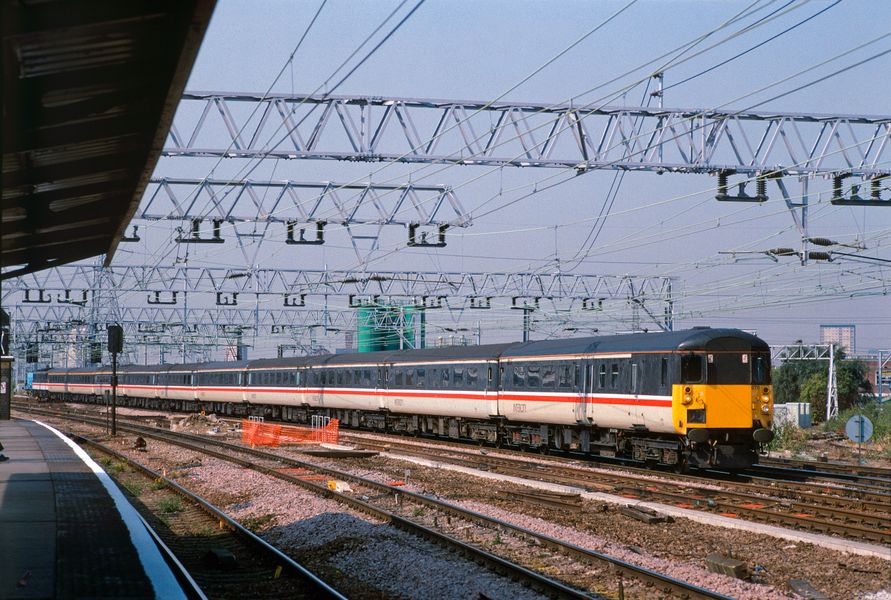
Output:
[
  {"xmin": 825, "ymin": 401, "xmax": 891, "ymax": 460},
  {"xmin": 241, "ymin": 513, "xmax": 276, "ymax": 531},
  {"xmin": 150, "ymin": 478, "xmax": 167, "ymax": 491},
  {"xmin": 158, "ymin": 497, "xmax": 183, "ymax": 514},
  {"xmin": 411, "ymin": 507, "xmax": 426, "ymax": 518},
  {"xmin": 123, "ymin": 482, "xmax": 143, "ymax": 497}
]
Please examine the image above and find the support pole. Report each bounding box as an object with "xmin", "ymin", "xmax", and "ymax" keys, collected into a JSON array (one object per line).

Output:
[
  {"xmin": 826, "ymin": 343, "xmax": 838, "ymax": 420},
  {"xmin": 111, "ymin": 350, "xmax": 117, "ymax": 436}
]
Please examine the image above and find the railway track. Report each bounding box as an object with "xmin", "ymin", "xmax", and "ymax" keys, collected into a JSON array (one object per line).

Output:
[
  {"xmin": 16, "ymin": 403, "xmax": 740, "ymax": 600},
  {"xmin": 760, "ymin": 455, "xmax": 891, "ymax": 481},
  {"xmin": 337, "ymin": 433, "xmax": 891, "ymax": 545},
  {"xmin": 79, "ymin": 435, "xmax": 346, "ymax": 599}
]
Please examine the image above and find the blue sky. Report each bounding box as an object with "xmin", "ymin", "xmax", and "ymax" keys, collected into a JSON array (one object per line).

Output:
[{"xmin": 132, "ymin": 0, "xmax": 891, "ymax": 353}]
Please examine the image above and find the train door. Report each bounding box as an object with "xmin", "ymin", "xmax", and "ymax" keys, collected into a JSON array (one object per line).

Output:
[
  {"xmin": 579, "ymin": 360, "xmax": 594, "ymax": 424},
  {"xmin": 377, "ymin": 364, "xmax": 389, "ymax": 411},
  {"xmin": 485, "ymin": 361, "xmax": 499, "ymax": 416}
]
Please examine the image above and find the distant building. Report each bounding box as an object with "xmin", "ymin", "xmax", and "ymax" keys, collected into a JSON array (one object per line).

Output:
[{"xmin": 820, "ymin": 324, "xmax": 855, "ymax": 354}]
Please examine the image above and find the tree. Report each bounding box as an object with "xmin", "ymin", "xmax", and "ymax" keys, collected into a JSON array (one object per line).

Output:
[
  {"xmin": 837, "ymin": 359, "xmax": 869, "ymax": 410},
  {"xmin": 800, "ymin": 371, "xmax": 829, "ymax": 421},
  {"xmin": 773, "ymin": 354, "xmax": 871, "ymax": 423},
  {"xmin": 772, "ymin": 360, "xmax": 822, "ymax": 405}
]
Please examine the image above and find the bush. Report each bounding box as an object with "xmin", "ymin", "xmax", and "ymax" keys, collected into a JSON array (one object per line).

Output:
[{"xmin": 769, "ymin": 423, "xmax": 808, "ymax": 456}]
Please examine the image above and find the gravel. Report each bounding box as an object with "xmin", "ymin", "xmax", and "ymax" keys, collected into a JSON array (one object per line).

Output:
[{"xmin": 28, "ymin": 408, "xmax": 890, "ymax": 600}]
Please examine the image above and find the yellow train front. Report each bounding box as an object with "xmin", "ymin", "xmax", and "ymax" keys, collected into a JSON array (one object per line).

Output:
[{"xmin": 668, "ymin": 328, "xmax": 774, "ymax": 469}]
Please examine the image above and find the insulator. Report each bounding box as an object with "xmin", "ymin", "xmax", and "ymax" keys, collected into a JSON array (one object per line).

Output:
[
  {"xmin": 807, "ymin": 237, "xmax": 834, "ymax": 247},
  {"xmin": 872, "ymin": 178, "xmax": 882, "ymax": 200},
  {"xmin": 769, "ymin": 248, "xmax": 797, "ymax": 256},
  {"xmin": 756, "ymin": 176, "xmax": 766, "ymax": 199},
  {"xmin": 832, "ymin": 175, "xmax": 846, "ymax": 201},
  {"xmin": 807, "ymin": 251, "xmax": 831, "ymax": 261},
  {"xmin": 717, "ymin": 171, "xmax": 728, "ymax": 197}
]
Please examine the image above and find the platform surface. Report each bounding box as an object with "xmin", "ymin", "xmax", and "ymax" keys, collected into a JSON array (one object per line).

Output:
[{"xmin": 0, "ymin": 419, "xmax": 183, "ymax": 599}]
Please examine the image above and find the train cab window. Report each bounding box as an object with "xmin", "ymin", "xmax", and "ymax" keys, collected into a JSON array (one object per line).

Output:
[
  {"xmin": 708, "ymin": 353, "xmax": 752, "ymax": 385},
  {"xmin": 660, "ymin": 358, "xmax": 668, "ymax": 388},
  {"xmin": 681, "ymin": 355, "xmax": 704, "ymax": 383},
  {"xmin": 610, "ymin": 364, "xmax": 619, "ymax": 388},
  {"xmin": 598, "ymin": 364, "xmax": 606, "ymax": 388},
  {"xmin": 466, "ymin": 367, "xmax": 479, "ymax": 387},
  {"xmin": 512, "ymin": 365, "xmax": 524, "ymax": 388},
  {"xmin": 752, "ymin": 354, "xmax": 770, "ymax": 384},
  {"xmin": 541, "ymin": 365, "xmax": 556, "ymax": 389}
]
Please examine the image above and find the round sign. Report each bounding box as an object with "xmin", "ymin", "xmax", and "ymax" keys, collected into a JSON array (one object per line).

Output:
[{"xmin": 845, "ymin": 415, "xmax": 874, "ymax": 443}]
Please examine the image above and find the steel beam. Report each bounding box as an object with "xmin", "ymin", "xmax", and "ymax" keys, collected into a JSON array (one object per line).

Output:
[
  {"xmin": 163, "ymin": 91, "xmax": 891, "ymax": 177},
  {"xmin": 5, "ymin": 265, "xmax": 672, "ymax": 304},
  {"xmin": 139, "ymin": 177, "xmax": 469, "ymax": 226}
]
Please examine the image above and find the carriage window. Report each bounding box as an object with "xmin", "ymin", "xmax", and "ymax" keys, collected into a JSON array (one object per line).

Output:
[
  {"xmin": 542, "ymin": 364, "xmax": 556, "ymax": 388},
  {"xmin": 610, "ymin": 364, "xmax": 619, "ymax": 388},
  {"xmin": 453, "ymin": 367, "xmax": 464, "ymax": 387},
  {"xmin": 598, "ymin": 364, "xmax": 606, "ymax": 388},
  {"xmin": 417, "ymin": 369, "xmax": 426, "ymax": 387},
  {"xmin": 405, "ymin": 370, "xmax": 414, "ymax": 386},
  {"xmin": 441, "ymin": 368, "xmax": 450, "ymax": 387},
  {"xmin": 681, "ymin": 355, "xmax": 704, "ymax": 383},
  {"xmin": 526, "ymin": 365, "xmax": 541, "ymax": 388},
  {"xmin": 661, "ymin": 357, "xmax": 668, "ymax": 387},
  {"xmin": 362, "ymin": 370, "xmax": 371, "ymax": 386},
  {"xmin": 558, "ymin": 365, "xmax": 571, "ymax": 388},
  {"xmin": 512, "ymin": 365, "xmax": 524, "ymax": 388},
  {"xmin": 466, "ymin": 367, "xmax": 479, "ymax": 387}
]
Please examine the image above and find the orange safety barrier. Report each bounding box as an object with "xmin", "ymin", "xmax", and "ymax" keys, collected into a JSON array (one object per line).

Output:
[{"xmin": 241, "ymin": 418, "xmax": 339, "ymax": 447}]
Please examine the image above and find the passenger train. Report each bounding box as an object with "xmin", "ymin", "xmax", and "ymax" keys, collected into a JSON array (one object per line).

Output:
[{"xmin": 31, "ymin": 327, "xmax": 774, "ymax": 469}]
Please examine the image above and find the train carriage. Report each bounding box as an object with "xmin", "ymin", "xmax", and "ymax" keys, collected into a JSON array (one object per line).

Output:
[{"xmin": 30, "ymin": 327, "xmax": 773, "ymax": 469}]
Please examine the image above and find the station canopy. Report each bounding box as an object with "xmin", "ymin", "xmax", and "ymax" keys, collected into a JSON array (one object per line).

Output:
[{"xmin": 1, "ymin": 0, "xmax": 216, "ymax": 280}]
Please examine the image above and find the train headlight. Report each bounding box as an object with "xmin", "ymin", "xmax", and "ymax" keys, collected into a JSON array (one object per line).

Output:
[
  {"xmin": 682, "ymin": 386, "xmax": 693, "ymax": 405},
  {"xmin": 761, "ymin": 395, "xmax": 770, "ymax": 403},
  {"xmin": 761, "ymin": 403, "xmax": 770, "ymax": 414}
]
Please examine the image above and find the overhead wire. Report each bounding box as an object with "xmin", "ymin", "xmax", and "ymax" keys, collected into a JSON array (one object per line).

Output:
[{"xmin": 87, "ymin": 3, "xmax": 888, "ymax": 346}]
